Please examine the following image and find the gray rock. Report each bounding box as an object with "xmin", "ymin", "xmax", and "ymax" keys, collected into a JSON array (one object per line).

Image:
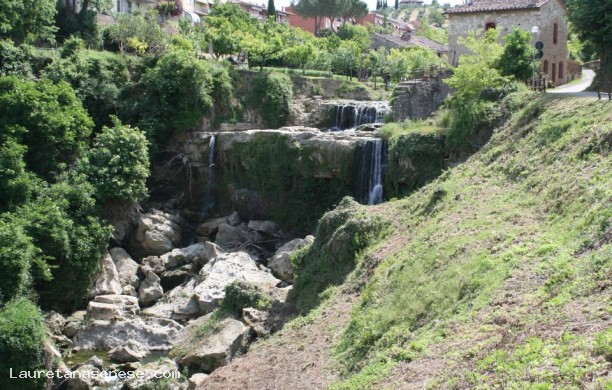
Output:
[
  {"xmin": 161, "ymin": 265, "xmax": 192, "ymax": 291},
  {"xmin": 141, "ymin": 279, "xmax": 201, "ymax": 322},
  {"xmin": 141, "ymin": 255, "xmax": 165, "ymax": 274},
  {"xmin": 175, "ymin": 314, "xmax": 251, "ymax": 373},
  {"xmin": 164, "ymin": 242, "xmax": 222, "ymax": 270},
  {"xmin": 63, "ymin": 311, "xmax": 86, "ymax": 338},
  {"xmin": 87, "ymin": 251, "xmax": 122, "ymax": 298},
  {"xmin": 134, "ymin": 209, "xmax": 182, "ymax": 257},
  {"xmin": 122, "ymin": 284, "xmax": 138, "ymax": 296},
  {"xmin": 189, "ymin": 373, "xmax": 209, "ymax": 389},
  {"xmin": 46, "ymin": 311, "xmax": 67, "ymax": 335},
  {"xmin": 87, "ymin": 295, "xmax": 139, "ymax": 320},
  {"xmin": 109, "ymin": 339, "xmax": 149, "ymax": 363},
  {"xmin": 84, "ymin": 355, "xmax": 104, "ymax": 369},
  {"xmin": 214, "ymin": 223, "xmax": 255, "ymax": 250},
  {"xmin": 227, "ymin": 211, "xmax": 241, "ymax": 226},
  {"xmin": 73, "ymin": 316, "xmax": 182, "ymax": 351},
  {"xmin": 194, "ymin": 252, "xmax": 281, "ymax": 314},
  {"xmin": 196, "ymin": 217, "xmax": 227, "ymax": 236},
  {"xmin": 139, "ymin": 271, "xmax": 163, "ymax": 306},
  {"xmin": 242, "ymin": 307, "xmax": 270, "ymax": 337},
  {"xmin": 125, "ymin": 358, "xmax": 182, "ymax": 390},
  {"xmin": 66, "ymin": 364, "xmax": 103, "ymax": 389},
  {"xmin": 268, "ymin": 235, "xmax": 314, "ymax": 282},
  {"xmin": 247, "ymin": 220, "xmax": 278, "ymax": 234},
  {"xmin": 109, "ymin": 247, "xmax": 140, "ymax": 289}
]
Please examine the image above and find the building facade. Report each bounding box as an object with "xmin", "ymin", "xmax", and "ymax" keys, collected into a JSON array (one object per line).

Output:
[
  {"xmin": 358, "ymin": 12, "xmax": 414, "ymax": 36},
  {"xmin": 446, "ymin": 0, "xmax": 570, "ymax": 86}
]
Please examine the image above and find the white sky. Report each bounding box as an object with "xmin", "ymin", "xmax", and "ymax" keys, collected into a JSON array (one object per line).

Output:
[{"xmin": 245, "ymin": 0, "xmax": 467, "ymax": 12}]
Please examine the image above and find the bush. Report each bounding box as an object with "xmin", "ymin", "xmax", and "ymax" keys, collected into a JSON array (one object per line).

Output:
[
  {"xmin": 211, "ymin": 65, "xmax": 237, "ymax": 125},
  {"xmin": 0, "ymin": 139, "xmax": 41, "ymax": 212},
  {"xmin": 0, "ymin": 219, "xmax": 38, "ymax": 303},
  {"xmin": 251, "ymin": 72, "xmax": 293, "ymax": 128},
  {"xmin": 0, "ymin": 40, "xmax": 33, "ymax": 78},
  {"xmin": 136, "ymin": 49, "xmax": 213, "ymax": 144},
  {"xmin": 83, "ymin": 117, "xmax": 150, "ymax": 203},
  {"xmin": 220, "ymin": 281, "xmax": 272, "ymax": 316},
  {"xmin": 0, "ymin": 77, "xmax": 93, "ymax": 180},
  {"xmin": 446, "ymin": 100, "xmax": 502, "ymax": 154},
  {"xmin": 0, "ymin": 297, "xmax": 47, "ymax": 390}
]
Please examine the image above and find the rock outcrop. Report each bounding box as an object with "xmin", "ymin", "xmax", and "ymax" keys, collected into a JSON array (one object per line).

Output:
[
  {"xmin": 109, "ymin": 339, "xmax": 149, "ymax": 363},
  {"xmin": 109, "ymin": 247, "xmax": 140, "ymax": 293},
  {"xmin": 87, "ymin": 251, "xmax": 122, "ymax": 298},
  {"xmin": 130, "ymin": 209, "xmax": 183, "ymax": 258},
  {"xmin": 139, "ymin": 271, "xmax": 164, "ymax": 307},
  {"xmin": 268, "ymin": 235, "xmax": 314, "ymax": 282}
]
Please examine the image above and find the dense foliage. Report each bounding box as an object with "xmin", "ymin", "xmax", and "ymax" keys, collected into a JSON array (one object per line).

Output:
[
  {"xmin": 0, "ymin": 0, "xmax": 57, "ymax": 43},
  {"xmin": 251, "ymin": 72, "xmax": 294, "ymax": 128}
]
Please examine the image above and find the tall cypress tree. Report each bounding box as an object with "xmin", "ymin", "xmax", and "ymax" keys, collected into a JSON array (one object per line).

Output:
[
  {"xmin": 395, "ymin": 0, "xmax": 399, "ymax": 10},
  {"xmin": 268, "ymin": 0, "xmax": 276, "ymax": 17}
]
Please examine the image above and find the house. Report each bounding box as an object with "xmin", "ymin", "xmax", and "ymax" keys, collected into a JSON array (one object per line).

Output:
[
  {"xmin": 445, "ymin": 0, "xmax": 572, "ymax": 86},
  {"xmin": 285, "ymin": 7, "xmax": 343, "ymax": 34},
  {"xmin": 399, "ymin": 0, "xmax": 424, "ymax": 7},
  {"xmin": 358, "ymin": 11, "xmax": 415, "ymax": 36},
  {"xmin": 371, "ymin": 31, "xmax": 449, "ymax": 56},
  {"xmin": 183, "ymin": 0, "xmax": 214, "ymax": 17},
  {"xmin": 113, "ymin": 0, "xmax": 157, "ymax": 14},
  {"xmin": 231, "ymin": 0, "xmax": 267, "ymax": 20}
]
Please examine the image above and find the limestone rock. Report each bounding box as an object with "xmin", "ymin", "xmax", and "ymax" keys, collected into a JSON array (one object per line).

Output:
[
  {"xmin": 194, "ymin": 252, "xmax": 281, "ymax": 313},
  {"xmin": 227, "ymin": 211, "xmax": 241, "ymax": 226},
  {"xmin": 242, "ymin": 307, "xmax": 270, "ymax": 337},
  {"xmin": 164, "ymin": 242, "xmax": 222, "ymax": 270},
  {"xmin": 125, "ymin": 358, "xmax": 181, "ymax": 390},
  {"xmin": 134, "ymin": 209, "xmax": 183, "ymax": 257},
  {"xmin": 189, "ymin": 373, "xmax": 209, "ymax": 389},
  {"xmin": 109, "ymin": 247, "xmax": 140, "ymax": 289},
  {"xmin": 214, "ymin": 223, "xmax": 255, "ymax": 250},
  {"xmin": 268, "ymin": 236, "xmax": 314, "ymax": 282},
  {"xmin": 109, "ymin": 339, "xmax": 149, "ymax": 363},
  {"xmin": 87, "ymin": 251, "xmax": 122, "ymax": 298},
  {"xmin": 196, "ymin": 217, "xmax": 226, "ymax": 236},
  {"xmin": 141, "ymin": 279, "xmax": 201, "ymax": 322},
  {"xmin": 84, "ymin": 355, "xmax": 104, "ymax": 369},
  {"xmin": 175, "ymin": 314, "xmax": 251, "ymax": 373},
  {"xmin": 161, "ymin": 265, "xmax": 192, "ymax": 291},
  {"xmin": 247, "ymin": 220, "xmax": 278, "ymax": 234},
  {"xmin": 139, "ymin": 271, "xmax": 163, "ymax": 306},
  {"xmin": 73, "ymin": 316, "xmax": 182, "ymax": 351},
  {"xmin": 66, "ymin": 364, "xmax": 103, "ymax": 389},
  {"xmin": 87, "ymin": 294, "xmax": 140, "ymax": 320},
  {"xmin": 141, "ymin": 255, "xmax": 165, "ymax": 274},
  {"xmin": 45, "ymin": 311, "xmax": 66, "ymax": 336},
  {"xmin": 63, "ymin": 311, "xmax": 86, "ymax": 338}
]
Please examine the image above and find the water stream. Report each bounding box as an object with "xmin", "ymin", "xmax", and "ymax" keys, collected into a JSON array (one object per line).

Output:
[
  {"xmin": 331, "ymin": 101, "xmax": 390, "ymax": 130},
  {"xmin": 355, "ymin": 138, "xmax": 386, "ymax": 205}
]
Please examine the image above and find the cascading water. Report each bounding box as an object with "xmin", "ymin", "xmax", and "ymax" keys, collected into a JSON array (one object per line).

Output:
[
  {"xmin": 204, "ymin": 134, "xmax": 216, "ymax": 210},
  {"xmin": 332, "ymin": 101, "xmax": 390, "ymax": 130},
  {"xmin": 354, "ymin": 138, "xmax": 386, "ymax": 205}
]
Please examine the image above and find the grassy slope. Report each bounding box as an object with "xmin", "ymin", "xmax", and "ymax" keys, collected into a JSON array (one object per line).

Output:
[
  {"xmin": 200, "ymin": 95, "xmax": 611, "ymax": 389},
  {"xmin": 333, "ymin": 95, "xmax": 611, "ymax": 389}
]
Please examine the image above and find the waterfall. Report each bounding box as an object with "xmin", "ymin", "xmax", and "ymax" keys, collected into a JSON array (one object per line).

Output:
[
  {"xmin": 354, "ymin": 138, "xmax": 386, "ymax": 205},
  {"xmin": 204, "ymin": 134, "xmax": 216, "ymax": 209},
  {"xmin": 332, "ymin": 101, "xmax": 390, "ymax": 130}
]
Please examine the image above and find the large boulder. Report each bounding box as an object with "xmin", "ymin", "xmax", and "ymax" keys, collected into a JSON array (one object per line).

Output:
[
  {"xmin": 161, "ymin": 265, "xmax": 192, "ymax": 291},
  {"xmin": 63, "ymin": 310, "xmax": 86, "ymax": 338},
  {"xmin": 131, "ymin": 209, "xmax": 183, "ymax": 258},
  {"xmin": 73, "ymin": 316, "xmax": 182, "ymax": 351},
  {"xmin": 139, "ymin": 271, "xmax": 164, "ymax": 307},
  {"xmin": 214, "ymin": 223, "xmax": 256, "ymax": 250},
  {"xmin": 86, "ymin": 295, "xmax": 140, "ymax": 320},
  {"xmin": 109, "ymin": 247, "xmax": 140, "ymax": 290},
  {"xmin": 195, "ymin": 217, "xmax": 227, "ymax": 237},
  {"xmin": 125, "ymin": 358, "xmax": 182, "ymax": 390},
  {"xmin": 247, "ymin": 220, "xmax": 278, "ymax": 235},
  {"xmin": 164, "ymin": 242, "xmax": 222, "ymax": 270},
  {"xmin": 109, "ymin": 339, "xmax": 149, "ymax": 363},
  {"xmin": 141, "ymin": 279, "xmax": 201, "ymax": 322},
  {"xmin": 173, "ymin": 314, "xmax": 251, "ymax": 373},
  {"xmin": 87, "ymin": 251, "xmax": 122, "ymax": 298},
  {"xmin": 45, "ymin": 311, "xmax": 67, "ymax": 336},
  {"xmin": 268, "ymin": 236, "xmax": 315, "ymax": 282},
  {"xmin": 194, "ymin": 252, "xmax": 281, "ymax": 313},
  {"xmin": 66, "ymin": 364, "xmax": 104, "ymax": 390}
]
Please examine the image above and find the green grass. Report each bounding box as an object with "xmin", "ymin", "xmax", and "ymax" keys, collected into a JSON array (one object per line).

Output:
[{"xmin": 326, "ymin": 96, "xmax": 612, "ymax": 387}]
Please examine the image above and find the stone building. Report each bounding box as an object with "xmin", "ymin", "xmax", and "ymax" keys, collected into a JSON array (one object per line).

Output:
[{"xmin": 446, "ymin": 0, "xmax": 571, "ymax": 86}]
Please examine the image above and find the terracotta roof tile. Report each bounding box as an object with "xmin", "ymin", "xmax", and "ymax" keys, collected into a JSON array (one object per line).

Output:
[{"xmin": 445, "ymin": 0, "xmax": 549, "ymax": 14}]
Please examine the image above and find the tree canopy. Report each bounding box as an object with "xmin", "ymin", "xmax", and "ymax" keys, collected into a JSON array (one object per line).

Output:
[{"xmin": 0, "ymin": 0, "xmax": 57, "ymax": 43}]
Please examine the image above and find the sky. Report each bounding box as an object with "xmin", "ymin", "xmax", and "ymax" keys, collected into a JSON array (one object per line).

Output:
[{"xmin": 245, "ymin": 0, "xmax": 467, "ymax": 12}]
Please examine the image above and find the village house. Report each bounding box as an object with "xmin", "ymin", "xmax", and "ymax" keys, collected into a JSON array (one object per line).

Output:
[
  {"xmin": 357, "ymin": 11, "xmax": 414, "ymax": 36},
  {"xmin": 446, "ymin": 0, "xmax": 577, "ymax": 86}
]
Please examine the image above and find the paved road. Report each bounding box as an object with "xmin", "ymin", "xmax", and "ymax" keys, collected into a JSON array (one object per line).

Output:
[{"xmin": 547, "ymin": 69, "xmax": 600, "ymax": 98}]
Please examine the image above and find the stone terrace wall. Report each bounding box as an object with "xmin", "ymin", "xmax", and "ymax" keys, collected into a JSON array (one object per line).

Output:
[{"xmin": 391, "ymin": 72, "xmax": 452, "ymax": 121}]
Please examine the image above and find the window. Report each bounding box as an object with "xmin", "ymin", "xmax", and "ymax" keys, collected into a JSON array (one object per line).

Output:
[
  {"xmin": 126, "ymin": 1, "xmax": 132, "ymax": 13},
  {"xmin": 116, "ymin": 0, "xmax": 121, "ymax": 12},
  {"xmin": 553, "ymin": 23, "xmax": 558, "ymax": 44},
  {"xmin": 543, "ymin": 60, "xmax": 549, "ymax": 74},
  {"xmin": 552, "ymin": 63, "xmax": 556, "ymax": 82},
  {"xmin": 559, "ymin": 62, "xmax": 564, "ymax": 80},
  {"xmin": 485, "ymin": 22, "xmax": 496, "ymax": 31}
]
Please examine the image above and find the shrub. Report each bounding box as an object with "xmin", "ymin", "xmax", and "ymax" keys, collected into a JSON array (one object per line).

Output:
[
  {"xmin": 251, "ymin": 72, "xmax": 293, "ymax": 128},
  {"xmin": 0, "ymin": 219, "xmax": 38, "ymax": 303},
  {"xmin": 83, "ymin": 117, "xmax": 150, "ymax": 203},
  {"xmin": 220, "ymin": 281, "xmax": 272, "ymax": 316},
  {"xmin": 0, "ymin": 139, "xmax": 41, "ymax": 212},
  {"xmin": 211, "ymin": 65, "xmax": 237, "ymax": 125},
  {"xmin": 0, "ymin": 40, "xmax": 34, "ymax": 78},
  {"xmin": 0, "ymin": 297, "xmax": 47, "ymax": 390},
  {"xmin": 0, "ymin": 77, "xmax": 93, "ymax": 179},
  {"xmin": 136, "ymin": 50, "xmax": 213, "ymax": 144}
]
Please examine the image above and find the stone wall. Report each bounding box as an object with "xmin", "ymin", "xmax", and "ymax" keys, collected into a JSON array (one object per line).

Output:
[
  {"xmin": 391, "ymin": 72, "xmax": 452, "ymax": 121},
  {"xmin": 447, "ymin": 0, "xmax": 569, "ymax": 85}
]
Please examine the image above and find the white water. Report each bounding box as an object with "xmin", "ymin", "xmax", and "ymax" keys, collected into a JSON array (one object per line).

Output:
[
  {"xmin": 367, "ymin": 139, "xmax": 384, "ymax": 205},
  {"xmin": 332, "ymin": 101, "xmax": 390, "ymax": 130}
]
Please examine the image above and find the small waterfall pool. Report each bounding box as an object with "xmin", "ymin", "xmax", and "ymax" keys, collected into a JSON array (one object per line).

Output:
[
  {"xmin": 331, "ymin": 101, "xmax": 390, "ymax": 131},
  {"xmin": 355, "ymin": 138, "xmax": 386, "ymax": 205}
]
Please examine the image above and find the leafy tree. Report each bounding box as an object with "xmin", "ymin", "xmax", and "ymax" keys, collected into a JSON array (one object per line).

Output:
[
  {"xmin": 0, "ymin": 77, "xmax": 93, "ymax": 180},
  {"xmin": 0, "ymin": 298, "xmax": 47, "ymax": 390},
  {"xmin": 0, "ymin": 140, "xmax": 41, "ymax": 212},
  {"xmin": 331, "ymin": 40, "xmax": 360, "ymax": 79},
  {"xmin": 368, "ymin": 47, "xmax": 388, "ymax": 89},
  {"xmin": 342, "ymin": 0, "xmax": 369, "ymax": 23},
  {"xmin": 0, "ymin": 219, "xmax": 38, "ymax": 303},
  {"xmin": 244, "ymin": 19, "xmax": 287, "ymax": 71},
  {"xmin": 387, "ymin": 46, "xmax": 443, "ymax": 82},
  {"xmin": 337, "ymin": 23, "xmax": 371, "ymax": 51},
  {"xmin": 204, "ymin": 3, "xmax": 253, "ymax": 58},
  {"xmin": 106, "ymin": 11, "xmax": 166, "ymax": 55},
  {"xmin": 135, "ymin": 49, "xmax": 213, "ymax": 143},
  {"xmin": 0, "ymin": 40, "xmax": 34, "ymax": 78},
  {"xmin": 82, "ymin": 117, "xmax": 149, "ymax": 203},
  {"xmin": 284, "ymin": 43, "xmax": 319, "ymax": 74},
  {"xmin": 293, "ymin": 0, "xmax": 367, "ymax": 35},
  {"xmin": 0, "ymin": 0, "xmax": 57, "ymax": 43},
  {"xmin": 498, "ymin": 27, "xmax": 534, "ymax": 81},
  {"xmin": 445, "ymin": 29, "xmax": 507, "ymax": 102},
  {"xmin": 566, "ymin": 0, "xmax": 612, "ymax": 80}
]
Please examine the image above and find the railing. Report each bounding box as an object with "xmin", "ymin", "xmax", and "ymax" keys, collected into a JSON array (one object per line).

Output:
[
  {"xmin": 526, "ymin": 78, "xmax": 547, "ymax": 92},
  {"xmin": 583, "ymin": 60, "xmax": 600, "ymax": 70},
  {"xmin": 598, "ymin": 82, "xmax": 611, "ymax": 101}
]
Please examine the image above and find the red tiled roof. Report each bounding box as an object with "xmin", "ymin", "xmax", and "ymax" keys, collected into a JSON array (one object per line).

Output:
[{"xmin": 445, "ymin": 0, "xmax": 549, "ymax": 14}]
